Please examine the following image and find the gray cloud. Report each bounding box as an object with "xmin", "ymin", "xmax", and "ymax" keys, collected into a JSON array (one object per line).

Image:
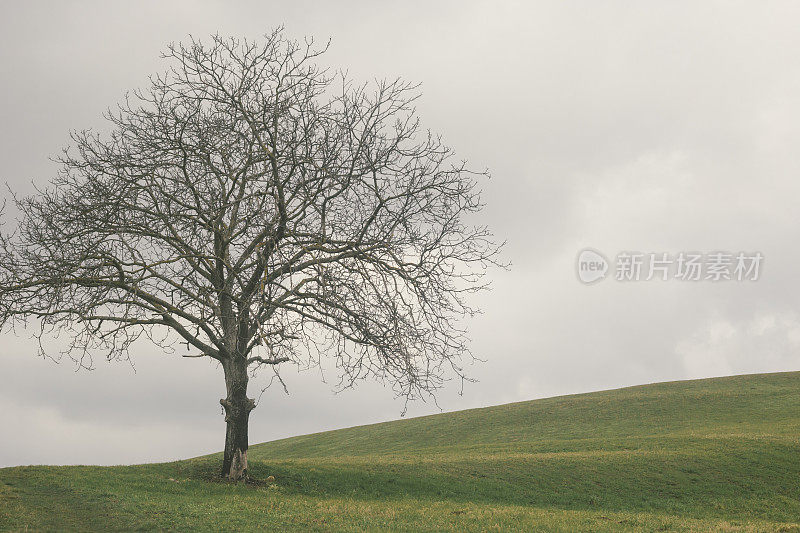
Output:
[{"xmin": 2, "ymin": 1, "xmax": 800, "ymax": 466}]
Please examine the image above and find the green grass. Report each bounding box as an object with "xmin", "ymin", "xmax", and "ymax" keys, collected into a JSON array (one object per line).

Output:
[{"xmin": 3, "ymin": 372, "xmax": 800, "ymax": 531}]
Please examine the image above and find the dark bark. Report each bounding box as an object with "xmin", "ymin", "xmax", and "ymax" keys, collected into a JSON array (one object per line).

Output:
[{"xmin": 220, "ymin": 357, "xmax": 255, "ymax": 481}]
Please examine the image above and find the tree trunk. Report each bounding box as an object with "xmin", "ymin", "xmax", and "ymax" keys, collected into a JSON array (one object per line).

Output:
[{"xmin": 220, "ymin": 357, "xmax": 255, "ymax": 481}]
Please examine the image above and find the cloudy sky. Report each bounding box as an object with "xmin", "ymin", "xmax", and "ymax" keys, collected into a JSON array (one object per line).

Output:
[{"xmin": 2, "ymin": 1, "xmax": 800, "ymax": 467}]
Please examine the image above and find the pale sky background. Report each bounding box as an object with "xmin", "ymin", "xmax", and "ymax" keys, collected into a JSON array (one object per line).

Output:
[{"xmin": 2, "ymin": 1, "xmax": 800, "ymax": 466}]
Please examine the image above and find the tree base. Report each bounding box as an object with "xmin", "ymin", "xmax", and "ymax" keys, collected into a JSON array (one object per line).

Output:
[{"xmin": 223, "ymin": 448, "xmax": 249, "ymax": 481}]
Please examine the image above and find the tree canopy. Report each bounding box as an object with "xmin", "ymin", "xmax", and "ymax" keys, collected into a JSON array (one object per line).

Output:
[{"xmin": 0, "ymin": 30, "xmax": 503, "ymax": 479}]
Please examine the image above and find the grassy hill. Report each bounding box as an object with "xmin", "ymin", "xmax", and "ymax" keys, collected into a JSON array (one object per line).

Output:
[{"xmin": 2, "ymin": 372, "xmax": 800, "ymax": 531}]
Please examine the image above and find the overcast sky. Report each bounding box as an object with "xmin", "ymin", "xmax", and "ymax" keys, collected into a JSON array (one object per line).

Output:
[{"xmin": 2, "ymin": 1, "xmax": 800, "ymax": 467}]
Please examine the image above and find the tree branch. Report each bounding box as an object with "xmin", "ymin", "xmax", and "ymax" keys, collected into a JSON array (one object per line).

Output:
[{"xmin": 246, "ymin": 355, "xmax": 290, "ymax": 366}]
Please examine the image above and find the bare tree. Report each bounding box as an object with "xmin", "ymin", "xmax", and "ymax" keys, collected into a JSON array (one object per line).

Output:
[{"xmin": 0, "ymin": 30, "xmax": 502, "ymax": 481}]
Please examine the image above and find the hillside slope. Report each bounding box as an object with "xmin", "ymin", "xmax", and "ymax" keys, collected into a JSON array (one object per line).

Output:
[{"xmin": 2, "ymin": 372, "xmax": 800, "ymax": 531}]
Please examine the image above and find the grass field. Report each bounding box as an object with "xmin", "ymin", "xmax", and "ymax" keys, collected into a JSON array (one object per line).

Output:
[{"xmin": 2, "ymin": 372, "xmax": 800, "ymax": 531}]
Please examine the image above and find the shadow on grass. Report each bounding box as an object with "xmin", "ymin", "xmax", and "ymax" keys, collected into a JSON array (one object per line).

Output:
[{"xmin": 174, "ymin": 438, "xmax": 800, "ymax": 524}]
